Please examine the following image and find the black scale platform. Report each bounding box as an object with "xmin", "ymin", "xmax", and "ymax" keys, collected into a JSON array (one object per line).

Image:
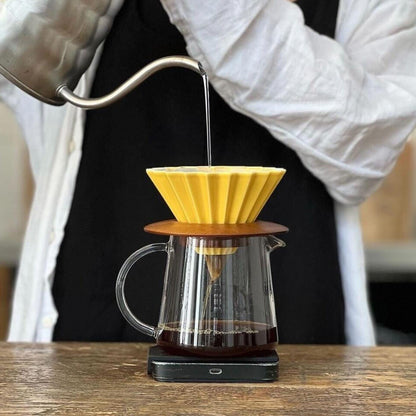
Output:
[{"xmin": 147, "ymin": 346, "xmax": 279, "ymax": 383}]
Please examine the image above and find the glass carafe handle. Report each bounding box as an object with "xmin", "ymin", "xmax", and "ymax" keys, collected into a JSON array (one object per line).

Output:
[{"xmin": 115, "ymin": 243, "xmax": 168, "ymax": 338}]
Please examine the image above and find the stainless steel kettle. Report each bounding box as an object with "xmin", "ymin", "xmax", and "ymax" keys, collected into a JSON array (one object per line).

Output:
[{"xmin": 0, "ymin": 0, "xmax": 202, "ymax": 108}]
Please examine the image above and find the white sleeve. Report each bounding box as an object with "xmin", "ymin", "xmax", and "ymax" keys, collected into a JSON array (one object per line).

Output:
[
  {"xmin": 0, "ymin": 76, "xmax": 45, "ymax": 181},
  {"xmin": 0, "ymin": 75, "xmax": 20, "ymax": 113},
  {"xmin": 160, "ymin": 0, "xmax": 416, "ymax": 204}
]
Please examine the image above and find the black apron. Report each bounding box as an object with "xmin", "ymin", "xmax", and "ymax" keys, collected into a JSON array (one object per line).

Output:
[{"xmin": 53, "ymin": 0, "xmax": 344, "ymax": 343}]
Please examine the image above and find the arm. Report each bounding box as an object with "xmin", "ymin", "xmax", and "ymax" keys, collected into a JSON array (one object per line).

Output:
[{"xmin": 160, "ymin": 0, "xmax": 416, "ymax": 204}]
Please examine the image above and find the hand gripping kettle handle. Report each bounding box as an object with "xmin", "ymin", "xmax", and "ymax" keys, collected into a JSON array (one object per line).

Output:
[{"xmin": 115, "ymin": 243, "xmax": 168, "ymax": 338}]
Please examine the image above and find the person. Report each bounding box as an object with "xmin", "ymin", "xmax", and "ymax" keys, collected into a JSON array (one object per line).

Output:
[{"xmin": 1, "ymin": 0, "xmax": 416, "ymax": 345}]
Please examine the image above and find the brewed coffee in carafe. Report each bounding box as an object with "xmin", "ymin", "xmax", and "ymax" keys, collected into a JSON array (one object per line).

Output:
[{"xmin": 157, "ymin": 234, "xmax": 284, "ymax": 356}]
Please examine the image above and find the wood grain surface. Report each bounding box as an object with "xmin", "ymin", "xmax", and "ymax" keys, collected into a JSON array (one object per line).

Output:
[{"xmin": 0, "ymin": 343, "xmax": 415, "ymax": 415}]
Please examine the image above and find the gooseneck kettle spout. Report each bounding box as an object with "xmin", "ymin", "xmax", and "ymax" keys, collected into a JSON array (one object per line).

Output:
[
  {"xmin": 57, "ymin": 56, "xmax": 204, "ymax": 110},
  {"xmin": 0, "ymin": 0, "xmax": 203, "ymax": 108}
]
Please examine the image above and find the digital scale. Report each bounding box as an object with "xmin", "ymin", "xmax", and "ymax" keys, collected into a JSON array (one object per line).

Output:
[{"xmin": 147, "ymin": 346, "xmax": 279, "ymax": 383}]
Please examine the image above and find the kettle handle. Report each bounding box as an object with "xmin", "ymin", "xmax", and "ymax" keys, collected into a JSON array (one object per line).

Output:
[{"xmin": 115, "ymin": 243, "xmax": 168, "ymax": 338}]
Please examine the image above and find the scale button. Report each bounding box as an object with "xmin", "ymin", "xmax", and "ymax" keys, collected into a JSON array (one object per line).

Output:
[{"xmin": 209, "ymin": 368, "xmax": 223, "ymax": 375}]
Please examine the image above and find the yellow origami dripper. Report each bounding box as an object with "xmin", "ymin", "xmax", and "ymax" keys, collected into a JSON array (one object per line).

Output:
[
  {"xmin": 146, "ymin": 166, "xmax": 286, "ymax": 224},
  {"xmin": 146, "ymin": 166, "xmax": 286, "ymax": 280}
]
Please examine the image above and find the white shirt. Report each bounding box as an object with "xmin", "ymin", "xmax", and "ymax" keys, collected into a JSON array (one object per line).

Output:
[{"xmin": 2, "ymin": 0, "xmax": 416, "ymax": 344}]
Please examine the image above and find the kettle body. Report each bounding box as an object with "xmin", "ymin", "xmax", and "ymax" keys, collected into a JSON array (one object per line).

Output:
[
  {"xmin": 0, "ymin": 0, "xmax": 202, "ymax": 108},
  {"xmin": 0, "ymin": 0, "xmax": 124, "ymax": 105}
]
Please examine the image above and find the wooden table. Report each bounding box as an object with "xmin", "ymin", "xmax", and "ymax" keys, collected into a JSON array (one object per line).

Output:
[{"xmin": 0, "ymin": 343, "xmax": 415, "ymax": 415}]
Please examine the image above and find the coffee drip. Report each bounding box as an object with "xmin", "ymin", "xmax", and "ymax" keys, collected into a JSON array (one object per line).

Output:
[{"xmin": 202, "ymin": 71, "xmax": 212, "ymax": 167}]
